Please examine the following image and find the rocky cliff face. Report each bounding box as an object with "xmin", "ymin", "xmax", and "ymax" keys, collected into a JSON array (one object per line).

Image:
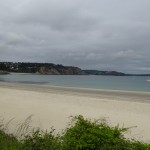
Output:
[
  {"xmin": 37, "ymin": 66, "xmax": 85, "ymax": 75},
  {"xmin": 37, "ymin": 66, "xmax": 60, "ymax": 75}
]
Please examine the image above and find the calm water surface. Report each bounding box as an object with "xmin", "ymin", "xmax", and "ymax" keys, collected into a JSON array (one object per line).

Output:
[{"xmin": 0, "ymin": 74, "xmax": 150, "ymax": 92}]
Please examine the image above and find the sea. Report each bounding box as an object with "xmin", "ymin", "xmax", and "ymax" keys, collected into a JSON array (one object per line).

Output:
[{"xmin": 0, "ymin": 73, "xmax": 150, "ymax": 92}]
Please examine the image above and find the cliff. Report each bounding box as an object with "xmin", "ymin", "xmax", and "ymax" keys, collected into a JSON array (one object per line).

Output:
[
  {"xmin": 0, "ymin": 62, "xmax": 85, "ymax": 75},
  {"xmin": 0, "ymin": 62, "xmax": 127, "ymax": 76}
]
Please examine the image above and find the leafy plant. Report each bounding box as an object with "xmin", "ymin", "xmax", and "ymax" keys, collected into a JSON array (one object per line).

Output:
[
  {"xmin": 61, "ymin": 115, "xmax": 129, "ymax": 150},
  {"xmin": 0, "ymin": 115, "xmax": 150, "ymax": 150},
  {"xmin": 21, "ymin": 128, "xmax": 61, "ymax": 150}
]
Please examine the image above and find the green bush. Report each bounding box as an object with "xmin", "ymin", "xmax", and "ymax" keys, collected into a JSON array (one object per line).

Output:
[
  {"xmin": 0, "ymin": 115, "xmax": 150, "ymax": 150},
  {"xmin": 21, "ymin": 128, "xmax": 61, "ymax": 150},
  {"xmin": 61, "ymin": 115, "xmax": 150, "ymax": 150},
  {"xmin": 61, "ymin": 115, "xmax": 128, "ymax": 150},
  {"xmin": 0, "ymin": 130, "xmax": 21, "ymax": 150}
]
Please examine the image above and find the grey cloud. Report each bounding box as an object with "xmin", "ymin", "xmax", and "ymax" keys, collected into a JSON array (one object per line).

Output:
[
  {"xmin": 0, "ymin": 0, "xmax": 150, "ymax": 73},
  {"xmin": 11, "ymin": 0, "xmax": 100, "ymax": 32}
]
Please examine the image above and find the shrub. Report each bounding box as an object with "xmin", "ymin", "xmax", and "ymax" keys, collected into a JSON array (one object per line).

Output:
[
  {"xmin": 21, "ymin": 128, "xmax": 61, "ymax": 150},
  {"xmin": 61, "ymin": 115, "xmax": 129, "ymax": 150},
  {"xmin": 0, "ymin": 115, "xmax": 150, "ymax": 150},
  {"xmin": 0, "ymin": 130, "xmax": 21, "ymax": 150}
]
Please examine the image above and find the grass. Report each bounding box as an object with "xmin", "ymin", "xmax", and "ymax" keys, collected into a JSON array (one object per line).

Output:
[{"xmin": 0, "ymin": 115, "xmax": 150, "ymax": 150}]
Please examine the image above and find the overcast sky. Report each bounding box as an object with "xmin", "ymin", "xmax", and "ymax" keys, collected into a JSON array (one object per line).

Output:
[{"xmin": 0, "ymin": 0, "xmax": 150, "ymax": 73}]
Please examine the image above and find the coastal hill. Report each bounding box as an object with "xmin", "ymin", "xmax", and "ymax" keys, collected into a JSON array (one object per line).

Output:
[
  {"xmin": 83, "ymin": 70, "xmax": 126, "ymax": 76},
  {"xmin": 0, "ymin": 62, "xmax": 126, "ymax": 76},
  {"xmin": 0, "ymin": 62, "xmax": 85, "ymax": 75}
]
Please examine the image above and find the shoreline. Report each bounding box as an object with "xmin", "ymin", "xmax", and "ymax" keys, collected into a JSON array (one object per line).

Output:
[
  {"xmin": 0, "ymin": 81, "xmax": 150, "ymax": 103},
  {"xmin": 0, "ymin": 82, "xmax": 150, "ymax": 142}
]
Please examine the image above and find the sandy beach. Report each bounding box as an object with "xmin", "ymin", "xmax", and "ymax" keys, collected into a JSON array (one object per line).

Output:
[{"xmin": 0, "ymin": 82, "xmax": 150, "ymax": 142}]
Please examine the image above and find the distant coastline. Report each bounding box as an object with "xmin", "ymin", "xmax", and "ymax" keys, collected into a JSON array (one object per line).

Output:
[{"xmin": 0, "ymin": 62, "xmax": 149, "ymax": 76}]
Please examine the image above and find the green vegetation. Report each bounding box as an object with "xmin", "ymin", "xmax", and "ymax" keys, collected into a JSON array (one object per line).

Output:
[{"xmin": 0, "ymin": 115, "xmax": 150, "ymax": 150}]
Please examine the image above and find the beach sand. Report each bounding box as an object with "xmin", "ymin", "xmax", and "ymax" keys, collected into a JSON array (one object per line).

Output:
[{"xmin": 0, "ymin": 82, "xmax": 150, "ymax": 142}]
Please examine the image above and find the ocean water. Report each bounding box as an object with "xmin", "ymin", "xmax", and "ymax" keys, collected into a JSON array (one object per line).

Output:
[{"xmin": 0, "ymin": 74, "xmax": 150, "ymax": 92}]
